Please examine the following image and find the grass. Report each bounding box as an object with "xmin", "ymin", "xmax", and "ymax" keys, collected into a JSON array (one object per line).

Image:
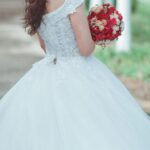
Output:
[{"xmin": 94, "ymin": 1, "xmax": 150, "ymax": 82}]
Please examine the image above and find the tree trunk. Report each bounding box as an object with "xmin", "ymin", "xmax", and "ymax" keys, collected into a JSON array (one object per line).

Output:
[{"xmin": 116, "ymin": 0, "xmax": 131, "ymax": 52}]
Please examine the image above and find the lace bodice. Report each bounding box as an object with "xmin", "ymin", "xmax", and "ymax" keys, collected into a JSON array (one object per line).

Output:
[{"xmin": 37, "ymin": 0, "xmax": 84, "ymax": 63}]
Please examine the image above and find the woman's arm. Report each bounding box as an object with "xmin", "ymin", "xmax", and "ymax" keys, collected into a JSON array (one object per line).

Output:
[
  {"xmin": 36, "ymin": 32, "xmax": 46, "ymax": 53},
  {"xmin": 69, "ymin": 2, "xmax": 95, "ymax": 56}
]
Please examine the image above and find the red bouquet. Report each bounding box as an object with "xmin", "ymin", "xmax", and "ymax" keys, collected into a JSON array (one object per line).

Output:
[{"xmin": 88, "ymin": 3, "xmax": 124, "ymax": 47}]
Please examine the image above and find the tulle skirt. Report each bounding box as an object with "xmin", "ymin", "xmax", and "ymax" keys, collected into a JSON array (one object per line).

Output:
[{"xmin": 0, "ymin": 54, "xmax": 150, "ymax": 150}]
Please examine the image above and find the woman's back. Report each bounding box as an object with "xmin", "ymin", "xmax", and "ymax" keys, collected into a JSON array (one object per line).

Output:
[
  {"xmin": 38, "ymin": 0, "xmax": 84, "ymax": 58},
  {"xmin": 38, "ymin": 0, "xmax": 95, "ymax": 59}
]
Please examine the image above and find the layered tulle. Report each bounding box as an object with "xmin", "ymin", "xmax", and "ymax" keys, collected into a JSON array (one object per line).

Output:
[{"xmin": 0, "ymin": 54, "xmax": 150, "ymax": 150}]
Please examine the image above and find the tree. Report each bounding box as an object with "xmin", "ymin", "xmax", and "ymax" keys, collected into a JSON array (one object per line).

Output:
[
  {"xmin": 132, "ymin": 0, "xmax": 138, "ymax": 13},
  {"xmin": 85, "ymin": 0, "xmax": 90, "ymax": 10},
  {"xmin": 116, "ymin": 0, "xmax": 131, "ymax": 51}
]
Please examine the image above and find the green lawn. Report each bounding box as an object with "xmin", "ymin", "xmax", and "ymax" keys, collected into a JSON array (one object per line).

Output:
[{"xmin": 94, "ymin": 1, "xmax": 150, "ymax": 82}]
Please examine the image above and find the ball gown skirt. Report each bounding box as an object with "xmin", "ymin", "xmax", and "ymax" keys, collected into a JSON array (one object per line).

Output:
[{"xmin": 0, "ymin": 54, "xmax": 150, "ymax": 150}]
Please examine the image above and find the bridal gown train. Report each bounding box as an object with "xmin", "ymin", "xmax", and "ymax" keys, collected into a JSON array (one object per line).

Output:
[{"xmin": 0, "ymin": 0, "xmax": 150, "ymax": 150}]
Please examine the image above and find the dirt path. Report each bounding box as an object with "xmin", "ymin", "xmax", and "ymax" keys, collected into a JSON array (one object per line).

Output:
[{"xmin": 0, "ymin": 17, "xmax": 44, "ymax": 97}]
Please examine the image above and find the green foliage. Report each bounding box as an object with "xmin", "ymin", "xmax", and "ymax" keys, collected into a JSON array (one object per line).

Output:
[
  {"xmin": 85, "ymin": 0, "xmax": 90, "ymax": 10},
  {"xmin": 95, "ymin": 46, "xmax": 150, "ymax": 81},
  {"xmin": 132, "ymin": 0, "xmax": 138, "ymax": 13}
]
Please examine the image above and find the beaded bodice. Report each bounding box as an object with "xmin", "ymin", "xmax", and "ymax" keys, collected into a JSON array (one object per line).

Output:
[{"xmin": 37, "ymin": 0, "xmax": 84, "ymax": 60}]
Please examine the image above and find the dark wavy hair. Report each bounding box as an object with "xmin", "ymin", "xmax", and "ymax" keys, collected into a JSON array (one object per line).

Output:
[{"xmin": 22, "ymin": 0, "xmax": 47, "ymax": 35}]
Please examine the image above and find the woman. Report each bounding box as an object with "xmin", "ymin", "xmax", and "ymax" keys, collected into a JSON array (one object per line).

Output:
[{"xmin": 0, "ymin": 0, "xmax": 150, "ymax": 149}]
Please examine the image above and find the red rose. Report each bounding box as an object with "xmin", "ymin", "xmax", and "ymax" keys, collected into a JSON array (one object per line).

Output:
[
  {"xmin": 108, "ymin": 7, "xmax": 115, "ymax": 14},
  {"xmin": 110, "ymin": 18, "xmax": 117, "ymax": 26},
  {"xmin": 88, "ymin": 3, "xmax": 124, "ymax": 46}
]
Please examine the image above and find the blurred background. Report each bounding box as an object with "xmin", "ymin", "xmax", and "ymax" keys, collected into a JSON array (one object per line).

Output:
[{"xmin": 0, "ymin": 0, "xmax": 150, "ymax": 114}]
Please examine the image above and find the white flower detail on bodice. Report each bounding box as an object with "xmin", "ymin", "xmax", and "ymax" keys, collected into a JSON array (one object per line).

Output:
[{"xmin": 37, "ymin": 0, "xmax": 84, "ymax": 60}]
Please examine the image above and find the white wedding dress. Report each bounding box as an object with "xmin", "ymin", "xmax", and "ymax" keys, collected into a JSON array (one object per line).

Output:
[{"xmin": 0, "ymin": 0, "xmax": 150, "ymax": 150}]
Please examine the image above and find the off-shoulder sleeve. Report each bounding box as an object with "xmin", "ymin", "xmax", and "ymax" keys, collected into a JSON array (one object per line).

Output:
[{"xmin": 42, "ymin": 0, "xmax": 84, "ymax": 25}]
